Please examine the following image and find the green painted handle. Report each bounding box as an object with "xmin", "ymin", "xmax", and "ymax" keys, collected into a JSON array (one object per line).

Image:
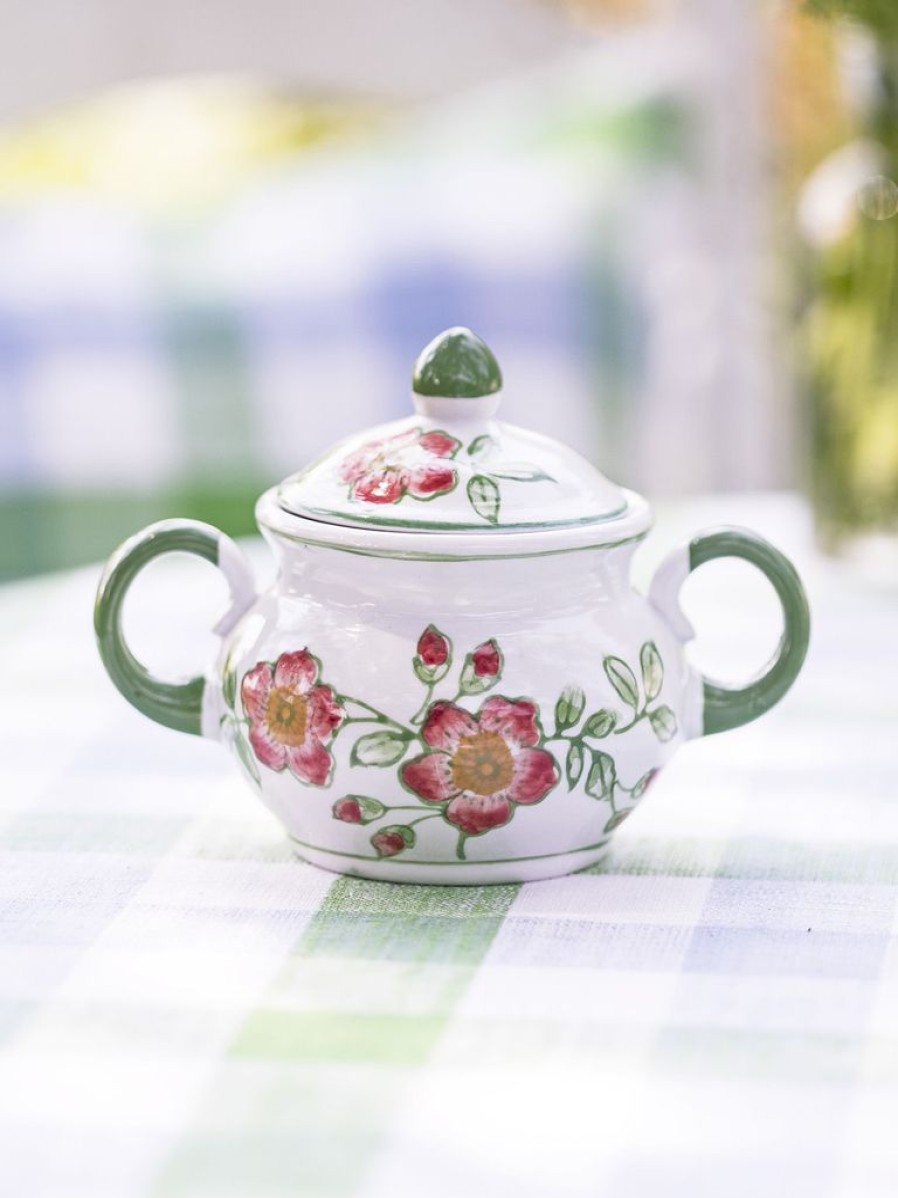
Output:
[
  {"xmin": 688, "ymin": 528, "xmax": 810, "ymax": 735},
  {"xmin": 94, "ymin": 519, "xmax": 256, "ymax": 736}
]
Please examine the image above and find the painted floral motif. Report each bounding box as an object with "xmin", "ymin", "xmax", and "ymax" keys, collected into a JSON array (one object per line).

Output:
[
  {"xmin": 339, "ymin": 427, "xmax": 460, "ymax": 505},
  {"xmin": 401, "ymin": 698, "xmax": 559, "ymax": 839},
  {"xmin": 240, "ymin": 650, "xmax": 344, "ymax": 786},
  {"xmin": 227, "ymin": 629, "xmax": 674, "ymax": 863},
  {"xmin": 337, "ymin": 426, "xmax": 555, "ymax": 524}
]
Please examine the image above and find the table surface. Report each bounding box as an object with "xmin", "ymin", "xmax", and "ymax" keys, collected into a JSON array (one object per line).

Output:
[{"xmin": 1, "ymin": 495, "xmax": 897, "ymax": 1198}]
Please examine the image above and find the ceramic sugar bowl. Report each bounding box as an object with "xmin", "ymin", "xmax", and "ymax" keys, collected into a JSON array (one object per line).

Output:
[{"xmin": 95, "ymin": 328, "xmax": 810, "ymax": 884}]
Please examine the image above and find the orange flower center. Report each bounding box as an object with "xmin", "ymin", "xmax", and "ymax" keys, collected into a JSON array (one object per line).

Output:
[
  {"xmin": 265, "ymin": 687, "xmax": 308, "ymax": 746},
  {"xmin": 451, "ymin": 731, "xmax": 514, "ymax": 796}
]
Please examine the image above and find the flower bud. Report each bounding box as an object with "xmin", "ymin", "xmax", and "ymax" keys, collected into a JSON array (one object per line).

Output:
[
  {"xmin": 371, "ymin": 824, "xmax": 416, "ymax": 857},
  {"xmin": 332, "ymin": 795, "xmax": 386, "ymax": 825},
  {"xmin": 417, "ymin": 625, "xmax": 450, "ymax": 668},
  {"xmin": 333, "ymin": 798, "xmax": 362, "ymax": 823},
  {"xmin": 472, "ymin": 639, "xmax": 501, "ymax": 678}
]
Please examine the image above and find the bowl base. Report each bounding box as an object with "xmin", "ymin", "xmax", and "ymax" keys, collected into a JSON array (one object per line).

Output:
[{"xmin": 289, "ymin": 836, "xmax": 613, "ymax": 886}]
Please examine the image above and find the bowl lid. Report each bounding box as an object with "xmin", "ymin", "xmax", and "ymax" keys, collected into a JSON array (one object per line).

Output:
[{"xmin": 276, "ymin": 328, "xmax": 634, "ymax": 534}]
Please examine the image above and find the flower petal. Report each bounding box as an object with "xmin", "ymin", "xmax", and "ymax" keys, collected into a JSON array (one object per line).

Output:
[
  {"xmin": 339, "ymin": 445, "xmax": 379, "ymax": 483},
  {"xmin": 401, "ymin": 752, "xmax": 458, "ymax": 804},
  {"xmin": 421, "ymin": 701, "xmax": 479, "ymax": 751},
  {"xmin": 307, "ymin": 685, "xmax": 344, "ymax": 740},
  {"xmin": 353, "ymin": 467, "xmax": 406, "ymax": 504},
  {"xmin": 241, "ymin": 662, "xmax": 273, "ymax": 722},
  {"xmin": 417, "ymin": 430, "xmax": 461, "ymax": 458},
  {"xmin": 285, "ymin": 738, "xmax": 333, "ymax": 786},
  {"xmin": 383, "ymin": 428, "xmax": 420, "ymax": 454},
  {"xmin": 445, "ymin": 793, "xmax": 511, "ymax": 835},
  {"xmin": 274, "ymin": 649, "xmax": 318, "ymax": 693},
  {"xmin": 407, "ymin": 463, "xmax": 457, "ymax": 499},
  {"xmin": 478, "ymin": 696, "xmax": 540, "ymax": 747},
  {"xmin": 248, "ymin": 720, "xmax": 286, "ymax": 770},
  {"xmin": 507, "ymin": 748, "xmax": 559, "ymax": 804}
]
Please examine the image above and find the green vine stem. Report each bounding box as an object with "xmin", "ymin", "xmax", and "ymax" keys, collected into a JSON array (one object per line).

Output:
[
  {"xmin": 336, "ymin": 698, "xmax": 411, "ymax": 737},
  {"xmin": 406, "ymin": 812, "xmax": 443, "ymax": 829},
  {"xmin": 613, "ymin": 710, "xmax": 647, "ymax": 736},
  {"xmin": 410, "ymin": 684, "xmax": 436, "ymax": 726}
]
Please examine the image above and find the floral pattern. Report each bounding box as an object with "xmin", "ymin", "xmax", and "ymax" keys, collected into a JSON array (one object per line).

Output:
[
  {"xmin": 336, "ymin": 425, "xmax": 555, "ymax": 524},
  {"xmin": 400, "ymin": 698, "xmax": 558, "ymax": 837},
  {"xmin": 240, "ymin": 650, "xmax": 344, "ymax": 786},
  {"xmin": 339, "ymin": 428, "xmax": 460, "ymax": 505},
  {"xmin": 225, "ymin": 630, "xmax": 673, "ymax": 863}
]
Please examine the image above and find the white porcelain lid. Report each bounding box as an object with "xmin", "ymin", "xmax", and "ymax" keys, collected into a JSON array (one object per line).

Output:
[{"xmin": 276, "ymin": 328, "xmax": 633, "ymax": 534}]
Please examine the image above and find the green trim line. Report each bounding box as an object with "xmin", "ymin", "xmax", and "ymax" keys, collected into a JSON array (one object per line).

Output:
[
  {"xmin": 290, "ymin": 833, "xmax": 611, "ymax": 866},
  {"xmin": 278, "ymin": 499, "xmax": 630, "ymax": 532},
  {"xmin": 689, "ymin": 528, "xmax": 810, "ymax": 736},
  {"xmin": 94, "ymin": 519, "xmax": 223, "ymax": 736},
  {"xmin": 262, "ymin": 521, "xmax": 648, "ymax": 562}
]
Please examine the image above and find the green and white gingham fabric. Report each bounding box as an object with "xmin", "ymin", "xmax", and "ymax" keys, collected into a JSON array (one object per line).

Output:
[{"xmin": 1, "ymin": 495, "xmax": 898, "ymax": 1198}]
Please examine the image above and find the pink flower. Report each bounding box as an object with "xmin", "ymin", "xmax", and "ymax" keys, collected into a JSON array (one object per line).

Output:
[
  {"xmin": 417, "ymin": 625, "xmax": 450, "ymax": 668},
  {"xmin": 471, "ymin": 639, "xmax": 501, "ymax": 678},
  {"xmin": 339, "ymin": 427, "xmax": 460, "ymax": 506},
  {"xmin": 333, "ymin": 798, "xmax": 362, "ymax": 823},
  {"xmin": 241, "ymin": 650, "xmax": 344, "ymax": 786},
  {"xmin": 400, "ymin": 697, "xmax": 559, "ymax": 836}
]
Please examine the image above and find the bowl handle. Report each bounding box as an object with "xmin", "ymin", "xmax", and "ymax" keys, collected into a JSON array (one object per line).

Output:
[
  {"xmin": 648, "ymin": 527, "xmax": 810, "ymax": 737},
  {"xmin": 94, "ymin": 519, "xmax": 256, "ymax": 737}
]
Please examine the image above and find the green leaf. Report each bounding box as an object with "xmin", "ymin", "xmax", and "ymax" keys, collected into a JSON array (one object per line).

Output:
[
  {"xmin": 582, "ymin": 709, "xmax": 616, "ymax": 739},
  {"xmin": 585, "ymin": 750, "xmax": 617, "ymax": 800},
  {"xmin": 565, "ymin": 741, "xmax": 584, "ymax": 789},
  {"xmin": 233, "ymin": 732, "xmax": 261, "ymax": 786},
  {"xmin": 604, "ymin": 656, "xmax": 640, "ymax": 709},
  {"xmin": 222, "ymin": 663, "xmax": 237, "ymax": 712},
  {"xmin": 489, "ymin": 465, "xmax": 555, "ymax": 483},
  {"xmin": 351, "ymin": 730, "xmax": 410, "ymax": 767},
  {"xmin": 604, "ymin": 808, "xmax": 632, "ymax": 834},
  {"xmin": 413, "ymin": 658, "xmax": 449, "ymax": 684},
  {"xmin": 555, "ymin": 685, "xmax": 586, "ymax": 732},
  {"xmin": 467, "ymin": 475, "xmax": 501, "ymax": 524},
  {"xmin": 640, "ymin": 642, "xmax": 664, "ymax": 702},
  {"xmin": 458, "ymin": 662, "xmax": 488, "ymax": 695},
  {"xmin": 649, "ymin": 705, "xmax": 678, "ymax": 743},
  {"xmin": 467, "ymin": 433, "xmax": 496, "ymax": 457},
  {"xmin": 413, "ymin": 658, "xmax": 434, "ymax": 683},
  {"xmin": 628, "ymin": 769, "xmax": 658, "ymax": 800}
]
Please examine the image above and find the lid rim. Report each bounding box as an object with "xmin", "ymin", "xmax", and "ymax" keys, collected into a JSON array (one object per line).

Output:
[
  {"xmin": 275, "ymin": 499, "xmax": 631, "ymax": 533},
  {"xmin": 257, "ymin": 487, "xmax": 652, "ymax": 559}
]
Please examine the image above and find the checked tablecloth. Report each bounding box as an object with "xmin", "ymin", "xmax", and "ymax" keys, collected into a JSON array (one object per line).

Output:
[{"xmin": 1, "ymin": 495, "xmax": 897, "ymax": 1198}]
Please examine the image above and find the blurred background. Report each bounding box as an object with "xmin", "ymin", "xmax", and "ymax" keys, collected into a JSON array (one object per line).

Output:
[{"xmin": 0, "ymin": 0, "xmax": 894, "ymax": 579}]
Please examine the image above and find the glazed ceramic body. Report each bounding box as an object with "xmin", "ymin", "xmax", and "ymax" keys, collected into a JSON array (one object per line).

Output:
[
  {"xmin": 94, "ymin": 329, "xmax": 811, "ymax": 884},
  {"xmin": 209, "ymin": 532, "xmax": 695, "ymax": 883}
]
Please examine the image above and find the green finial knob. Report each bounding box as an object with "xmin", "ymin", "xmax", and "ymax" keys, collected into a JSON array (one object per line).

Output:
[{"xmin": 412, "ymin": 327, "xmax": 502, "ymax": 398}]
